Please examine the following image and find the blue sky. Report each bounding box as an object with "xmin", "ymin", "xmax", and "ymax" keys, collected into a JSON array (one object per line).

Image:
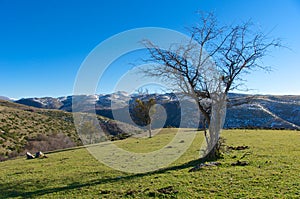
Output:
[{"xmin": 0, "ymin": 0, "xmax": 300, "ymax": 99}]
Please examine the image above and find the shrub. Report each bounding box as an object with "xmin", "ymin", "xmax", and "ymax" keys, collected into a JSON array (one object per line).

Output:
[{"xmin": 24, "ymin": 133, "xmax": 76, "ymax": 152}]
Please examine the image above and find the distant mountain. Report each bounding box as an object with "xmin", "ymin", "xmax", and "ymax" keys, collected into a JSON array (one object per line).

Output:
[
  {"xmin": 14, "ymin": 92, "xmax": 300, "ymax": 130},
  {"xmin": 225, "ymin": 94, "xmax": 300, "ymax": 129},
  {"xmin": 15, "ymin": 91, "xmax": 132, "ymax": 111},
  {"xmin": 15, "ymin": 97, "xmax": 63, "ymax": 109},
  {"xmin": 0, "ymin": 96, "xmax": 12, "ymax": 101}
]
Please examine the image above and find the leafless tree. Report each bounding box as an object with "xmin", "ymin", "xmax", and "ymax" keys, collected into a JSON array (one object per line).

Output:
[{"xmin": 142, "ymin": 12, "xmax": 281, "ymax": 160}]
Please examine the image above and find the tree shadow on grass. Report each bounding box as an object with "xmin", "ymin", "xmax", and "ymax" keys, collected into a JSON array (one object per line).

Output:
[{"xmin": 0, "ymin": 158, "xmax": 204, "ymax": 198}]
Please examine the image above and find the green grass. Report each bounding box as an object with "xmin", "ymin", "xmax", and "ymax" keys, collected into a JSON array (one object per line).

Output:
[{"xmin": 0, "ymin": 129, "xmax": 300, "ymax": 198}]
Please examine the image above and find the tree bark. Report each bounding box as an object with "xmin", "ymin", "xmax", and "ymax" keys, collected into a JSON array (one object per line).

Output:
[
  {"xmin": 148, "ymin": 123, "xmax": 152, "ymax": 138},
  {"xmin": 202, "ymin": 141, "xmax": 222, "ymax": 161},
  {"xmin": 201, "ymin": 94, "xmax": 226, "ymax": 160}
]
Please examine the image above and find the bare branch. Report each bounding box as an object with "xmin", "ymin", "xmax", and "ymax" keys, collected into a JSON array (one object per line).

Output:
[{"xmin": 141, "ymin": 12, "xmax": 282, "ymax": 127}]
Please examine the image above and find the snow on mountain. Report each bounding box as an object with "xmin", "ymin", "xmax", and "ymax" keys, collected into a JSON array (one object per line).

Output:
[
  {"xmin": 13, "ymin": 92, "xmax": 300, "ymax": 130},
  {"xmin": 0, "ymin": 96, "xmax": 12, "ymax": 101}
]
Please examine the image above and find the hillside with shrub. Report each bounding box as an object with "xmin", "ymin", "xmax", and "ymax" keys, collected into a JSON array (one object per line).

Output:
[{"xmin": 0, "ymin": 100, "xmax": 141, "ymax": 161}]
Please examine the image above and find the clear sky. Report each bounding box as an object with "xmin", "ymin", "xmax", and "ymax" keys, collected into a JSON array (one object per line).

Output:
[{"xmin": 0, "ymin": 0, "xmax": 300, "ymax": 99}]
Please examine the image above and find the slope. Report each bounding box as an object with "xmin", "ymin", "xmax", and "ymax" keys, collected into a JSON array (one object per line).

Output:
[{"xmin": 0, "ymin": 100, "xmax": 141, "ymax": 161}]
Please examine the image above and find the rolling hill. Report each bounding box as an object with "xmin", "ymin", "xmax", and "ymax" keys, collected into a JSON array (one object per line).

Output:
[{"xmin": 0, "ymin": 100, "xmax": 141, "ymax": 161}]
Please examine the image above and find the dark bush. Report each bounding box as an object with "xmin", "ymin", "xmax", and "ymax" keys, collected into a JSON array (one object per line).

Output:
[{"xmin": 25, "ymin": 133, "xmax": 76, "ymax": 152}]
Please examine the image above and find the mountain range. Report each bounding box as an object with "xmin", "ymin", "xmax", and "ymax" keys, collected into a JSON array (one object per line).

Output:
[{"xmin": 12, "ymin": 92, "xmax": 300, "ymax": 130}]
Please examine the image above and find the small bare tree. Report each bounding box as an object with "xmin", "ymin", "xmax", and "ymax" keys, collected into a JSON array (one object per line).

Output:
[{"xmin": 142, "ymin": 12, "xmax": 281, "ymax": 160}]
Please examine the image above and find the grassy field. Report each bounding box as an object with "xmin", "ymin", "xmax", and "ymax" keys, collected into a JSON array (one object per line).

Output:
[{"xmin": 0, "ymin": 129, "xmax": 299, "ymax": 198}]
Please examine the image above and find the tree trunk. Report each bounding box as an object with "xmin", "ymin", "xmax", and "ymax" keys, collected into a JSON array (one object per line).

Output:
[
  {"xmin": 202, "ymin": 139, "xmax": 219, "ymax": 161},
  {"xmin": 148, "ymin": 123, "xmax": 152, "ymax": 138},
  {"xmin": 201, "ymin": 93, "xmax": 226, "ymax": 161}
]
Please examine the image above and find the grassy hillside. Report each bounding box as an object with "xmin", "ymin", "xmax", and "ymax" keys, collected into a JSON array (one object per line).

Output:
[
  {"xmin": 0, "ymin": 100, "xmax": 79, "ymax": 160},
  {"xmin": 0, "ymin": 100, "xmax": 141, "ymax": 161},
  {"xmin": 0, "ymin": 129, "xmax": 299, "ymax": 198}
]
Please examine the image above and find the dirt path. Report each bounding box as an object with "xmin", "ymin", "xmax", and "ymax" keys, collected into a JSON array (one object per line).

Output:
[{"xmin": 131, "ymin": 129, "xmax": 162, "ymax": 138}]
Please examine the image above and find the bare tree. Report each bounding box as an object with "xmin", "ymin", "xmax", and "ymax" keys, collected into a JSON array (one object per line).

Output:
[{"xmin": 142, "ymin": 12, "xmax": 281, "ymax": 160}]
